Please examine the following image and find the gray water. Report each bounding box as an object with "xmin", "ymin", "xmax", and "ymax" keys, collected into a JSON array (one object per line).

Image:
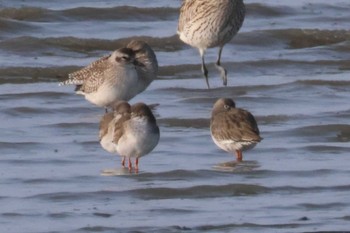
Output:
[{"xmin": 1, "ymin": 0, "xmax": 350, "ymax": 232}]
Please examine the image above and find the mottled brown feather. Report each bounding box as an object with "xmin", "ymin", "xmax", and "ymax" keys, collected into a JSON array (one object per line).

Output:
[
  {"xmin": 99, "ymin": 112, "xmax": 114, "ymax": 141},
  {"xmin": 112, "ymin": 101, "xmax": 131, "ymax": 144},
  {"xmin": 131, "ymin": 102, "xmax": 157, "ymax": 124},
  {"xmin": 211, "ymin": 98, "xmax": 261, "ymax": 143},
  {"xmin": 63, "ymin": 55, "xmax": 110, "ymax": 86}
]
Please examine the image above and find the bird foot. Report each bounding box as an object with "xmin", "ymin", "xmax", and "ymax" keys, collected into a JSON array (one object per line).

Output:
[{"xmin": 215, "ymin": 64, "xmax": 227, "ymax": 86}]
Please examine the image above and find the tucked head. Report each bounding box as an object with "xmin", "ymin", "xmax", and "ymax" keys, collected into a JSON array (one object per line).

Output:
[
  {"xmin": 111, "ymin": 101, "xmax": 131, "ymax": 115},
  {"xmin": 212, "ymin": 98, "xmax": 236, "ymax": 116},
  {"xmin": 126, "ymin": 40, "xmax": 158, "ymax": 71},
  {"xmin": 110, "ymin": 47, "xmax": 136, "ymax": 65},
  {"xmin": 126, "ymin": 40, "xmax": 148, "ymax": 52},
  {"xmin": 131, "ymin": 103, "xmax": 156, "ymax": 121}
]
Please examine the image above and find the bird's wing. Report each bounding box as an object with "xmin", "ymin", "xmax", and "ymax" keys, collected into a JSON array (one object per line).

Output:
[
  {"xmin": 59, "ymin": 55, "xmax": 111, "ymax": 89},
  {"xmin": 113, "ymin": 114, "xmax": 131, "ymax": 144},
  {"xmin": 98, "ymin": 112, "xmax": 114, "ymax": 141},
  {"xmin": 211, "ymin": 109, "xmax": 261, "ymax": 143}
]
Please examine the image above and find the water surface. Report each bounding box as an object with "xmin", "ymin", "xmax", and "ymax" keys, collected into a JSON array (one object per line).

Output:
[{"xmin": 1, "ymin": 0, "xmax": 350, "ymax": 232}]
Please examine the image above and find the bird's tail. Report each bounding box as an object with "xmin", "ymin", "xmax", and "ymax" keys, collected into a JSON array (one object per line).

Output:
[{"xmin": 58, "ymin": 75, "xmax": 83, "ymax": 86}]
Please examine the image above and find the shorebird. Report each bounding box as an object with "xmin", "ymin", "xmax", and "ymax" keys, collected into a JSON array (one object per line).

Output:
[
  {"xmin": 59, "ymin": 40, "xmax": 158, "ymax": 110},
  {"xmin": 210, "ymin": 98, "xmax": 261, "ymax": 161},
  {"xmin": 177, "ymin": 0, "xmax": 245, "ymax": 88},
  {"xmin": 114, "ymin": 102, "xmax": 160, "ymax": 171},
  {"xmin": 126, "ymin": 40, "xmax": 158, "ymax": 92},
  {"xmin": 99, "ymin": 101, "xmax": 131, "ymax": 167}
]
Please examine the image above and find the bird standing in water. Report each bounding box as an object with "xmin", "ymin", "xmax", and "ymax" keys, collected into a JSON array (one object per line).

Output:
[
  {"xmin": 114, "ymin": 103, "xmax": 160, "ymax": 171},
  {"xmin": 210, "ymin": 98, "xmax": 261, "ymax": 161},
  {"xmin": 99, "ymin": 101, "xmax": 131, "ymax": 167},
  {"xmin": 177, "ymin": 0, "xmax": 245, "ymax": 88},
  {"xmin": 59, "ymin": 40, "xmax": 158, "ymax": 111}
]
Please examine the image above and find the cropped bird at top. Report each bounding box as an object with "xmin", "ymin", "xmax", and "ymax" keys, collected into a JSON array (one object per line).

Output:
[
  {"xmin": 59, "ymin": 40, "xmax": 158, "ymax": 110},
  {"xmin": 210, "ymin": 98, "xmax": 262, "ymax": 161},
  {"xmin": 177, "ymin": 0, "xmax": 245, "ymax": 88}
]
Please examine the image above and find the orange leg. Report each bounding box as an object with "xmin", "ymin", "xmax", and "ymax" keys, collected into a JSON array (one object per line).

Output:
[
  {"xmin": 235, "ymin": 150, "xmax": 243, "ymax": 162},
  {"xmin": 128, "ymin": 158, "xmax": 132, "ymax": 171},
  {"xmin": 135, "ymin": 158, "xmax": 139, "ymax": 172}
]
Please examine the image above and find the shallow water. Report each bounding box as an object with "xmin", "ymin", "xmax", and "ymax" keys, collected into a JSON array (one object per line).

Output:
[{"xmin": 1, "ymin": 0, "xmax": 350, "ymax": 232}]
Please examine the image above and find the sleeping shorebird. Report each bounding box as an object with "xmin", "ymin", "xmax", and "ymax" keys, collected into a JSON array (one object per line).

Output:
[
  {"xmin": 114, "ymin": 102, "xmax": 160, "ymax": 171},
  {"xmin": 59, "ymin": 40, "xmax": 158, "ymax": 110},
  {"xmin": 99, "ymin": 101, "xmax": 131, "ymax": 167},
  {"xmin": 210, "ymin": 98, "xmax": 261, "ymax": 161},
  {"xmin": 177, "ymin": 0, "xmax": 245, "ymax": 88}
]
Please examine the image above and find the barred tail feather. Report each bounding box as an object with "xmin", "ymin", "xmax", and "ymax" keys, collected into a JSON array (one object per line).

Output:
[
  {"xmin": 58, "ymin": 74, "xmax": 84, "ymax": 86},
  {"xmin": 58, "ymin": 79, "xmax": 75, "ymax": 86}
]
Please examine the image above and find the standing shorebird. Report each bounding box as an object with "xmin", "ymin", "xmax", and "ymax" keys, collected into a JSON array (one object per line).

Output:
[
  {"xmin": 210, "ymin": 98, "xmax": 261, "ymax": 161},
  {"xmin": 59, "ymin": 40, "xmax": 158, "ymax": 110},
  {"xmin": 177, "ymin": 0, "xmax": 245, "ymax": 88},
  {"xmin": 99, "ymin": 101, "xmax": 131, "ymax": 167},
  {"xmin": 114, "ymin": 102, "xmax": 160, "ymax": 171}
]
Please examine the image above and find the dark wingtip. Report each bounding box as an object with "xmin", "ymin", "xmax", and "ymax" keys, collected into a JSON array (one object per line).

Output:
[{"xmin": 74, "ymin": 85, "xmax": 82, "ymax": 92}]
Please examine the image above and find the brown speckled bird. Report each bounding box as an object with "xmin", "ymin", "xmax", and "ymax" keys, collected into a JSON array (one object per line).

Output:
[
  {"xmin": 210, "ymin": 98, "xmax": 261, "ymax": 161},
  {"xmin": 59, "ymin": 40, "xmax": 158, "ymax": 110}
]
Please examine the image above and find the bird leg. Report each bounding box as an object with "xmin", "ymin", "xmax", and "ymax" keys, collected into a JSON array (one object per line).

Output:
[
  {"xmin": 199, "ymin": 49, "xmax": 210, "ymax": 89},
  {"xmin": 121, "ymin": 156, "xmax": 125, "ymax": 167},
  {"xmin": 135, "ymin": 158, "xmax": 139, "ymax": 173},
  {"xmin": 128, "ymin": 157, "xmax": 132, "ymax": 171},
  {"xmin": 215, "ymin": 46, "xmax": 227, "ymax": 86},
  {"xmin": 235, "ymin": 150, "xmax": 243, "ymax": 162}
]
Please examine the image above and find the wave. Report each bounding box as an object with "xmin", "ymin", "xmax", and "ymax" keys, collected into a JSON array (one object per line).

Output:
[
  {"xmin": 0, "ymin": 6, "xmax": 178, "ymax": 22},
  {"xmin": 291, "ymin": 124, "xmax": 350, "ymax": 137},
  {"xmin": 2, "ymin": 3, "xmax": 343, "ymax": 23},
  {"xmin": 132, "ymin": 183, "xmax": 268, "ymax": 200},
  {"xmin": 234, "ymin": 29, "xmax": 350, "ymax": 49},
  {"xmin": 274, "ymin": 29, "xmax": 350, "ymax": 49},
  {"xmin": 0, "ymin": 7, "xmax": 56, "ymax": 21},
  {"xmin": 62, "ymin": 6, "xmax": 179, "ymax": 21},
  {"xmin": 248, "ymin": 3, "xmax": 296, "ymax": 17},
  {"xmin": 27, "ymin": 183, "xmax": 268, "ymax": 201},
  {"xmin": 0, "ymin": 35, "xmax": 182, "ymax": 53},
  {"xmin": 0, "ymin": 58, "xmax": 348, "ymax": 85},
  {"xmin": 2, "ymin": 28, "xmax": 349, "ymax": 57},
  {"xmin": 0, "ymin": 66, "xmax": 78, "ymax": 84}
]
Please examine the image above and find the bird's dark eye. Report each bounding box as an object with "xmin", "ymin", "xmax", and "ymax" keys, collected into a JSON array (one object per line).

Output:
[
  {"xmin": 115, "ymin": 56, "xmax": 129, "ymax": 62},
  {"xmin": 224, "ymin": 104, "xmax": 230, "ymax": 110}
]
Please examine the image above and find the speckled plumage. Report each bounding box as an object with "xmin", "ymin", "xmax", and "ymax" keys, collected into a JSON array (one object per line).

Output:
[
  {"xmin": 210, "ymin": 98, "xmax": 261, "ymax": 161},
  {"xmin": 178, "ymin": 0, "xmax": 245, "ymax": 88},
  {"xmin": 59, "ymin": 41, "xmax": 158, "ymax": 109}
]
